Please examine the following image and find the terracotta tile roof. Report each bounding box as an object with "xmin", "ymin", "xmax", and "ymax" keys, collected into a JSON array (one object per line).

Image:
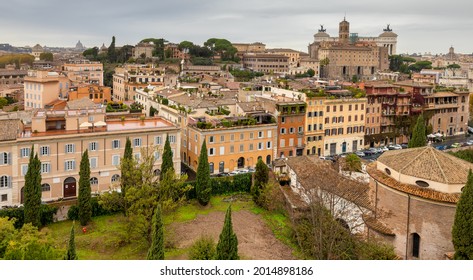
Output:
[
  {"xmin": 362, "ymin": 215, "xmax": 395, "ymax": 236},
  {"xmin": 286, "ymin": 156, "xmax": 374, "ymax": 211},
  {"xmin": 377, "ymin": 146, "xmax": 473, "ymax": 184},
  {"xmin": 66, "ymin": 98, "xmax": 98, "ymax": 110},
  {"xmin": 367, "ymin": 164, "xmax": 460, "ymax": 204}
]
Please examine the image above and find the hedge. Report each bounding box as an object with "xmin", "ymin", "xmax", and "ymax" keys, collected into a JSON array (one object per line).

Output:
[
  {"xmin": 186, "ymin": 173, "xmax": 252, "ymax": 200},
  {"xmin": 0, "ymin": 204, "xmax": 58, "ymax": 229}
]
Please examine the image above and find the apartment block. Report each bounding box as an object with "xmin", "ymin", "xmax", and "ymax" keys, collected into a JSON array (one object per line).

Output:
[
  {"xmin": 242, "ymin": 53, "xmax": 289, "ymax": 74},
  {"xmin": 112, "ymin": 64, "xmax": 165, "ymax": 101},
  {"xmin": 305, "ymin": 97, "xmax": 325, "ymax": 156},
  {"xmin": 186, "ymin": 115, "xmax": 277, "ymax": 174},
  {"xmin": 62, "ymin": 60, "xmax": 103, "ymax": 86},
  {"xmin": 323, "ymin": 96, "xmax": 366, "ymax": 156},
  {"xmin": 0, "ymin": 108, "xmax": 180, "ymax": 207},
  {"xmin": 276, "ymin": 101, "xmax": 306, "ymax": 158}
]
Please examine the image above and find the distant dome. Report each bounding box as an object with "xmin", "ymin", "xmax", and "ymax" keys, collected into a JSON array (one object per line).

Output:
[
  {"xmin": 100, "ymin": 43, "xmax": 108, "ymax": 51},
  {"xmin": 32, "ymin": 44, "xmax": 44, "ymax": 52},
  {"xmin": 75, "ymin": 40, "xmax": 84, "ymax": 49},
  {"xmin": 379, "ymin": 31, "xmax": 398, "ymax": 38}
]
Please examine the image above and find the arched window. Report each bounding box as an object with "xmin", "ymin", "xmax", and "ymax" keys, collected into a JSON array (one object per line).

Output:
[
  {"xmin": 209, "ymin": 162, "xmax": 214, "ymax": 174},
  {"xmin": 153, "ymin": 169, "xmax": 161, "ymax": 177},
  {"xmin": 90, "ymin": 177, "xmax": 98, "ymax": 185},
  {"xmin": 0, "ymin": 175, "xmax": 10, "ymax": 188},
  {"xmin": 111, "ymin": 174, "xmax": 120, "ymax": 183},
  {"xmin": 41, "ymin": 183, "xmax": 51, "ymax": 192}
]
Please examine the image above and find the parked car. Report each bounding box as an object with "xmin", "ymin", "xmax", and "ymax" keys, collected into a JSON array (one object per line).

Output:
[
  {"xmin": 364, "ymin": 149, "xmax": 376, "ymax": 156},
  {"xmin": 247, "ymin": 167, "xmax": 255, "ymax": 173},
  {"xmin": 468, "ymin": 126, "xmax": 473, "ymax": 134},
  {"xmin": 388, "ymin": 144, "xmax": 402, "ymax": 150},
  {"xmin": 379, "ymin": 146, "xmax": 389, "ymax": 152},
  {"xmin": 466, "ymin": 140, "xmax": 473, "ymax": 146},
  {"xmin": 401, "ymin": 143, "xmax": 408, "ymax": 149},
  {"xmin": 236, "ymin": 168, "xmax": 250, "ymax": 174},
  {"xmin": 229, "ymin": 171, "xmax": 239, "ymax": 176},
  {"xmin": 435, "ymin": 145, "xmax": 446, "ymax": 151},
  {"xmin": 355, "ymin": 151, "xmax": 365, "ymax": 157},
  {"xmin": 368, "ymin": 148, "xmax": 379, "ymax": 154},
  {"xmin": 217, "ymin": 172, "xmax": 230, "ymax": 177},
  {"xmin": 450, "ymin": 143, "xmax": 461, "ymax": 148}
]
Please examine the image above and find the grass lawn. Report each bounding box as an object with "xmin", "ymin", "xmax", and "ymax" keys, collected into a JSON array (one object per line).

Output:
[{"xmin": 45, "ymin": 194, "xmax": 297, "ymax": 260}]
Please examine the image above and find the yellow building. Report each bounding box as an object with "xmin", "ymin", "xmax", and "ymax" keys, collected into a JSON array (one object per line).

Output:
[
  {"xmin": 322, "ymin": 95, "xmax": 367, "ymax": 156},
  {"xmin": 305, "ymin": 97, "xmax": 325, "ymax": 156},
  {"xmin": 23, "ymin": 70, "xmax": 70, "ymax": 110},
  {"xmin": 186, "ymin": 116, "xmax": 277, "ymax": 174},
  {"xmin": 0, "ymin": 109, "xmax": 180, "ymax": 207}
]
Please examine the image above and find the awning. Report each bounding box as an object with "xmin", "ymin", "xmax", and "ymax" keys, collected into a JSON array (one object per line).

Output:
[
  {"xmin": 79, "ymin": 122, "xmax": 92, "ymax": 129},
  {"xmin": 427, "ymin": 134, "xmax": 435, "ymax": 138},
  {"xmin": 94, "ymin": 121, "xmax": 107, "ymax": 127},
  {"xmin": 434, "ymin": 133, "xmax": 443, "ymax": 137}
]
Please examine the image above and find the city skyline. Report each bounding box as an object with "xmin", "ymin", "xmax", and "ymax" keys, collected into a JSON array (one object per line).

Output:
[{"xmin": 1, "ymin": 0, "xmax": 472, "ymax": 55}]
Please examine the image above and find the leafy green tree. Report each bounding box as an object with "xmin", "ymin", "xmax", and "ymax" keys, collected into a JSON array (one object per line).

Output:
[
  {"xmin": 344, "ymin": 154, "xmax": 362, "ymax": 174},
  {"xmin": 452, "ymin": 169, "xmax": 473, "ymax": 259},
  {"xmin": 447, "ymin": 64, "xmax": 461, "ymax": 69},
  {"xmin": 23, "ymin": 146, "xmax": 42, "ymax": 228},
  {"xmin": 0, "ymin": 217, "xmax": 16, "ymax": 258},
  {"xmin": 3, "ymin": 223, "xmax": 58, "ymax": 260},
  {"xmin": 189, "ymin": 235, "xmax": 216, "ymax": 260},
  {"xmin": 252, "ymin": 158, "xmax": 269, "ymax": 205},
  {"xmin": 158, "ymin": 169, "xmax": 191, "ymax": 213},
  {"xmin": 216, "ymin": 205, "xmax": 239, "ymax": 260},
  {"xmin": 160, "ymin": 135, "xmax": 174, "ymax": 181},
  {"xmin": 83, "ymin": 47, "xmax": 99, "ymax": 60},
  {"xmin": 0, "ymin": 97, "xmax": 8, "ymax": 109},
  {"xmin": 196, "ymin": 141, "xmax": 211, "ymax": 206},
  {"xmin": 408, "ymin": 114, "xmax": 427, "ymax": 148},
  {"xmin": 78, "ymin": 150, "xmax": 92, "ymax": 226},
  {"xmin": 147, "ymin": 205, "xmax": 164, "ymax": 260},
  {"xmin": 39, "ymin": 52, "xmax": 53, "ymax": 61},
  {"xmin": 178, "ymin": 40, "xmax": 194, "ymax": 51},
  {"xmin": 64, "ymin": 223, "xmax": 78, "ymax": 260},
  {"xmin": 307, "ymin": 68, "xmax": 315, "ymax": 77}
]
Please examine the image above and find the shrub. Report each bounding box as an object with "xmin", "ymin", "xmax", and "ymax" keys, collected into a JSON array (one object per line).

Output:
[
  {"xmin": 67, "ymin": 205, "xmax": 79, "ymax": 221},
  {"xmin": 0, "ymin": 205, "xmax": 57, "ymax": 229},
  {"xmin": 188, "ymin": 235, "xmax": 216, "ymax": 260}
]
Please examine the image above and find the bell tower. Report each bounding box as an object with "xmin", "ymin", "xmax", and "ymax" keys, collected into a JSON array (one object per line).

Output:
[{"xmin": 339, "ymin": 17, "xmax": 350, "ymax": 44}]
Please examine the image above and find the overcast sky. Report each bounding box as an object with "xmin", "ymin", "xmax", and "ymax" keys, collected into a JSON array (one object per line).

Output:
[{"xmin": 1, "ymin": 0, "xmax": 472, "ymax": 55}]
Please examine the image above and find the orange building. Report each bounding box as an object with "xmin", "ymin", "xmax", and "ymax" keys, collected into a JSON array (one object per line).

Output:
[
  {"xmin": 276, "ymin": 101, "xmax": 306, "ymax": 158},
  {"xmin": 68, "ymin": 84, "xmax": 111, "ymax": 104},
  {"xmin": 186, "ymin": 115, "xmax": 277, "ymax": 174}
]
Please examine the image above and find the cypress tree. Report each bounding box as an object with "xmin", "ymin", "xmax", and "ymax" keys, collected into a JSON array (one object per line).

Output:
[
  {"xmin": 196, "ymin": 141, "xmax": 211, "ymax": 206},
  {"xmin": 452, "ymin": 169, "xmax": 473, "ymax": 259},
  {"xmin": 408, "ymin": 114, "xmax": 427, "ymax": 148},
  {"xmin": 147, "ymin": 205, "xmax": 164, "ymax": 260},
  {"xmin": 78, "ymin": 150, "xmax": 92, "ymax": 226},
  {"xmin": 251, "ymin": 158, "xmax": 269, "ymax": 204},
  {"xmin": 23, "ymin": 146, "xmax": 42, "ymax": 228},
  {"xmin": 64, "ymin": 223, "xmax": 78, "ymax": 260},
  {"xmin": 107, "ymin": 36, "xmax": 117, "ymax": 63},
  {"xmin": 160, "ymin": 135, "xmax": 174, "ymax": 181},
  {"xmin": 121, "ymin": 137, "xmax": 133, "ymax": 198},
  {"xmin": 216, "ymin": 205, "xmax": 239, "ymax": 260}
]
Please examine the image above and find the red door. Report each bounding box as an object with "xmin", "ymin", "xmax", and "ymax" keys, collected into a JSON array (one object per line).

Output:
[{"xmin": 63, "ymin": 177, "xmax": 77, "ymax": 198}]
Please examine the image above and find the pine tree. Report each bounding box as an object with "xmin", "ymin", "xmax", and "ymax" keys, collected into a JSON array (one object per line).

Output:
[
  {"xmin": 408, "ymin": 114, "xmax": 427, "ymax": 148},
  {"xmin": 196, "ymin": 141, "xmax": 211, "ymax": 206},
  {"xmin": 78, "ymin": 150, "xmax": 92, "ymax": 226},
  {"xmin": 216, "ymin": 205, "xmax": 239, "ymax": 260},
  {"xmin": 23, "ymin": 146, "xmax": 42, "ymax": 228},
  {"xmin": 160, "ymin": 135, "xmax": 174, "ymax": 181},
  {"xmin": 251, "ymin": 158, "xmax": 269, "ymax": 205},
  {"xmin": 147, "ymin": 205, "xmax": 164, "ymax": 260},
  {"xmin": 64, "ymin": 223, "xmax": 78, "ymax": 260},
  {"xmin": 452, "ymin": 169, "xmax": 473, "ymax": 259}
]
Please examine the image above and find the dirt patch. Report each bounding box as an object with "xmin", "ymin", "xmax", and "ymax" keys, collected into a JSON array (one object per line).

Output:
[{"xmin": 168, "ymin": 210, "xmax": 295, "ymax": 260}]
